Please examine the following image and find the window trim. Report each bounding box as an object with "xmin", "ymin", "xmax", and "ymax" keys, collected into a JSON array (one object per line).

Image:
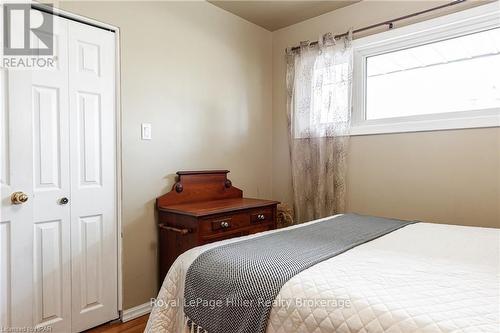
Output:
[{"xmin": 351, "ymin": 2, "xmax": 500, "ymax": 136}]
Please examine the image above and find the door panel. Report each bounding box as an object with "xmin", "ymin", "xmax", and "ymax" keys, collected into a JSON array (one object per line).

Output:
[
  {"xmin": 0, "ymin": 15, "xmax": 71, "ymax": 332},
  {"xmin": 79, "ymin": 214, "xmax": 104, "ymax": 311},
  {"xmin": 0, "ymin": 221, "xmax": 11, "ymax": 327},
  {"xmin": 78, "ymin": 41, "xmax": 101, "ymax": 75},
  {"xmin": 33, "ymin": 86, "xmax": 61, "ymax": 190},
  {"xmin": 1, "ymin": 73, "xmax": 9, "ymax": 187},
  {"xmin": 33, "ymin": 220, "xmax": 64, "ymax": 327},
  {"xmin": 78, "ymin": 92, "xmax": 102, "ymax": 187},
  {"xmin": 2, "ymin": 65, "xmax": 35, "ymax": 329},
  {"xmin": 69, "ymin": 20, "xmax": 117, "ymax": 332},
  {"xmin": 0, "ymin": 68, "xmax": 11, "ymax": 326},
  {"xmin": 30, "ymin": 16, "xmax": 71, "ymax": 333}
]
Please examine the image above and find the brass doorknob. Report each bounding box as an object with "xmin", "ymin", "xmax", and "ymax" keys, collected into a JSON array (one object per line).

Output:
[{"xmin": 11, "ymin": 192, "xmax": 28, "ymax": 205}]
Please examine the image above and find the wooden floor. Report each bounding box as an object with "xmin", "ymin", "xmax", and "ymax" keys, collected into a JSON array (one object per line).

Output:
[{"xmin": 84, "ymin": 315, "xmax": 149, "ymax": 333}]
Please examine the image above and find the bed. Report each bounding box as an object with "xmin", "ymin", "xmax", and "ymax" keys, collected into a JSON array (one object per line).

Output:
[{"xmin": 146, "ymin": 214, "xmax": 500, "ymax": 333}]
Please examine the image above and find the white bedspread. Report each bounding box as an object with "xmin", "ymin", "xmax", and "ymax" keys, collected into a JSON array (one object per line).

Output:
[{"xmin": 146, "ymin": 216, "xmax": 500, "ymax": 333}]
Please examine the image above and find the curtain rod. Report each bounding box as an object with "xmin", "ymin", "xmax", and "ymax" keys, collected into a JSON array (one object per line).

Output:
[{"xmin": 289, "ymin": 0, "xmax": 467, "ymax": 51}]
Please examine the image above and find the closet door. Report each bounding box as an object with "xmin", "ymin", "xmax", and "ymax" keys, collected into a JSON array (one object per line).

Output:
[
  {"xmin": 1, "ymin": 11, "xmax": 117, "ymax": 332},
  {"xmin": 0, "ymin": 66, "xmax": 36, "ymax": 331},
  {"xmin": 30, "ymin": 17, "xmax": 72, "ymax": 333},
  {"xmin": 1, "ymin": 16, "xmax": 72, "ymax": 333},
  {"xmin": 67, "ymin": 20, "xmax": 118, "ymax": 332}
]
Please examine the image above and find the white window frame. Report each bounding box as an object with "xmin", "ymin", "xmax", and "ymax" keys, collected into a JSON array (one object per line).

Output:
[{"xmin": 351, "ymin": 2, "xmax": 500, "ymax": 136}]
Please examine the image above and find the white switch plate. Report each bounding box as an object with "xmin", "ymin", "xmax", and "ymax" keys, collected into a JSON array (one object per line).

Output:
[{"xmin": 141, "ymin": 123, "xmax": 152, "ymax": 140}]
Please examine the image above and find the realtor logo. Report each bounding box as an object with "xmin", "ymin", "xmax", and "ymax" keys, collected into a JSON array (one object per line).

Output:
[{"xmin": 3, "ymin": 3, "xmax": 53, "ymax": 55}]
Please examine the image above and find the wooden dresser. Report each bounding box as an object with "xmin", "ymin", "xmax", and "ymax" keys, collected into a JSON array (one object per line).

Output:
[{"xmin": 156, "ymin": 170, "xmax": 279, "ymax": 282}]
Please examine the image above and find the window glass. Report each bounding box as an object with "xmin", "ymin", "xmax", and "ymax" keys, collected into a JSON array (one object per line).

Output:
[{"xmin": 366, "ymin": 28, "xmax": 500, "ymax": 120}]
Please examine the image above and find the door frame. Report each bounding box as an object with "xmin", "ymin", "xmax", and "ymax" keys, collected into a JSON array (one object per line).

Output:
[{"xmin": 32, "ymin": 1, "xmax": 124, "ymax": 317}]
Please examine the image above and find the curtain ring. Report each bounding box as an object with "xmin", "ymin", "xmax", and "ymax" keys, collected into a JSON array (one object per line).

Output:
[
  {"xmin": 299, "ymin": 40, "xmax": 310, "ymax": 49},
  {"xmin": 344, "ymin": 28, "xmax": 353, "ymax": 49},
  {"xmin": 322, "ymin": 32, "xmax": 335, "ymax": 47}
]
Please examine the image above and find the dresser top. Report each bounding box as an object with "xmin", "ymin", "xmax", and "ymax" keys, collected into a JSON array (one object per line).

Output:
[{"xmin": 158, "ymin": 197, "xmax": 279, "ymax": 217}]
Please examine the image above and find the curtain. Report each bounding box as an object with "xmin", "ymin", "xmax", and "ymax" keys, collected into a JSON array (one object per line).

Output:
[{"xmin": 286, "ymin": 32, "xmax": 353, "ymax": 224}]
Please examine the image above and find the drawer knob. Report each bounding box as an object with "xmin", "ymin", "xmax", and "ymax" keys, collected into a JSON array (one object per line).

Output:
[
  {"xmin": 258, "ymin": 214, "xmax": 265, "ymax": 220},
  {"xmin": 220, "ymin": 221, "xmax": 230, "ymax": 228}
]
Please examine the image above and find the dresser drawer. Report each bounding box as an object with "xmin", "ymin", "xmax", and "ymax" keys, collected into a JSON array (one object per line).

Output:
[
  {"xmin": 201, "ymin": 222, "xmax": 274, "ymax": 245},
  {"xmin": 201, "ymin": 230, "xmax": 249, "ymax": 245},
  {"xmin": 200, "ymin": 212, "xmax": 251, "ymax": 235},
  {"xmin": 248, "ymin": 224, "xmax": 274, "ymax": 235},
  {"xmin": 250, "ymin": 208, "xmax": 273, "ymax": 224},
  {"xmin": 199, "ymin": 207, "xmax": 275, "ymax": 237}
]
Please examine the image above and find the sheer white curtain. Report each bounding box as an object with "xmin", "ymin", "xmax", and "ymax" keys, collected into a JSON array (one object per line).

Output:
[{"xmin": 286, "ymin": 32, "xmax": 353, "ymax": 223}]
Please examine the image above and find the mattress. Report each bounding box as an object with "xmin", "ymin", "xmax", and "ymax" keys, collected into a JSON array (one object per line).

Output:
[{"xmin": 146, "ymin": 215, "xmax": 500, "ymax": 333}]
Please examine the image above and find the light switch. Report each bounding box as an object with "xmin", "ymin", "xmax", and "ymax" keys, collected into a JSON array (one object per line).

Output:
[{"xmin": 141, "ymin": 123, "xmax": 152, "ymax": 140}]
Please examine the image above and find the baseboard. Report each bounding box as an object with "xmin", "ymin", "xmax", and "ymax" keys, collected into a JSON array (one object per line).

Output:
[{"xmin": 121, "ymin": 302, "xmax": 152, "ymax": 322}]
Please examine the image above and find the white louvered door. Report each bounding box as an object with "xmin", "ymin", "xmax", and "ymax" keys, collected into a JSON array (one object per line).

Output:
[{"xmin": 0, "ymin": 11, "xmax": 117, "ymax": 333}]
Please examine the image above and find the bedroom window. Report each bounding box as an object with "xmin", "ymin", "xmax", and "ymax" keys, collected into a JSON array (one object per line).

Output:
[{"xmin": 351, "ymin": 3, "xmax": 500, "ymax": 135}]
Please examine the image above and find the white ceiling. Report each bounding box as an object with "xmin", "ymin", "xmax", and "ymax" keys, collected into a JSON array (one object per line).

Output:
[{"xmin": 208, "ymin": 0, "xmax": 360, "ymax": 31}]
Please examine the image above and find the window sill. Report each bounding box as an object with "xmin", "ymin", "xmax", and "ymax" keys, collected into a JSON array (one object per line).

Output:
[{"xmin": 350, "ymin": 113, "xmax": 500, "ymax": 136}]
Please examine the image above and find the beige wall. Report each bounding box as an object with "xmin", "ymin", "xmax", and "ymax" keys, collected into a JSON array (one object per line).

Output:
[
  {"xmin": 271, "ymin": 0, "xmax": 500, "ymax": 229},
  {"xmin": 347, "ymin": 128, "xmax": 499, "ymax": 228},
  {"xmin": 58, "ymin": 1, "xmax": 273, "ymax": 309}
]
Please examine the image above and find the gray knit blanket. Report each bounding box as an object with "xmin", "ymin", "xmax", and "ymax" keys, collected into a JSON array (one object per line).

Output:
[{"xmin": 184, "ymin": 214, "xmax": 416, "ymax": 333}]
